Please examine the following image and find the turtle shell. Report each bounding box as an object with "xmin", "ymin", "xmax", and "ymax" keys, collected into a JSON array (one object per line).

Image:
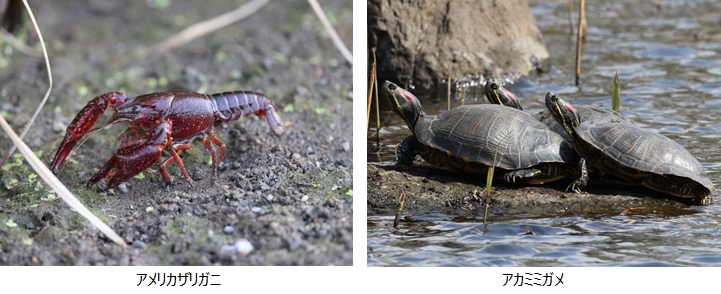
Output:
[
  {"xmin": 577, "ymin": 123, "xmax": 714, "ymax": 198},
  {"xmin": 414, "ymin": 104, "xmax": 578, "ymax": 171}
]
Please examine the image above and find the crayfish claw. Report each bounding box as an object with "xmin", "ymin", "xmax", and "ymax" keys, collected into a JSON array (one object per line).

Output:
[{"xmin": 50, "ymin": 92, "xmax": 128, "ymax": 174}]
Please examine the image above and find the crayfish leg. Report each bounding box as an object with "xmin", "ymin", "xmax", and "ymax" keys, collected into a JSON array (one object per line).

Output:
[{"xmin": 159, "ymin": 142, "xmax": 195, "ymax": 185}]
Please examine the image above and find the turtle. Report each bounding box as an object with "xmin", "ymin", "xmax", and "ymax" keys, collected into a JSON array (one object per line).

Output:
[
  {"xmin": 381, "ymin": 80, "xmax": 579, "ymax": 184},
  {"xmin": 545, "ymin": 91, "xmax": 715, "ymax": 205},
  {"xmin": 484, "ymin": 81, "xmax": 635, "ymax": 143}
]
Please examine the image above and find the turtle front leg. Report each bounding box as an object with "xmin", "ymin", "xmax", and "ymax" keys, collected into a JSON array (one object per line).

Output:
[
  {"xmin": 567, "ymin": 157, "xmax": 590, "ymax": 193},
  {"xmin": 395, "ymin": 135, "xmax": 420, "ymax": 168}
]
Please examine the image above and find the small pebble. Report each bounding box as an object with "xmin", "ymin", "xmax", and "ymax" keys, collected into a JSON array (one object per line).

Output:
[
  {"xmin": 259, "ymin": 183, "xmax": 270, "ymax": 191},
  {"xmin": 251, "ymin": 207, "xmax": 261, "ymax": 213},
  {"xmin": 219, "ymin": 162, "xmax": 229, "ymax": 171},
  {"xmin": 336, "ymin": 160, "xmax": 348, "ymax": 167},
  {"xmin": 232, "ymin": 161, "xmax": 241, "ymax": 169},
  {"xmin": 266, "ymin": 194, "xmax": 274, "ymax": 201},
  {"xmin": 339, "ymin": 141, "xmax": 350, "ymax": 152},
  {"xmin": 300, "ymin": 195, "xmax": 309, "ymax": 202},
  {"xmin": 192, "ymin": 167, "xmax": 204, "ymax": 181},
  {"xmin": 223, "ymin": 226, "xmax": 235, "ymax": 235},
  {"xmin": 132, "ymin": 240, "xmax": 146, "ymax": 250},
  {"xmin": 292, "ymin": 153, "xmax": 301, "ymax": 160},
  {"xmin": 221, "ymin": 239, "xmax": 253, "ymax": 255},
  {"xmin": 117, "ymin": 183, "xmax": 128, "ymax": 194},
  {"xmin": 306, "ymin": 146, "xmax": 316, "ymax": 155},
  {"xmin": 52, "ymin": 121, "xmax": 66, "ymax": 133}
]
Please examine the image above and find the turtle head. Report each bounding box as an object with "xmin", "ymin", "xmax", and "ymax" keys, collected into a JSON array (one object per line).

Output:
[
  {"xmin": 485, "ymin": 81, "xmax": 523, "ymax": 110},
  {"xmin": 382, "ymin": 81, "xmax": 425, "ymax": 131},
  {"xmin": 545, "ymin": 92, "xmax": 585, "ymax": 147}
]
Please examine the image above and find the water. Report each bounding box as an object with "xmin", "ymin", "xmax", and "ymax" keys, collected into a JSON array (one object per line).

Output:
[{"xmin": 367, "ymin": 0, "xmax": 721, "ymax": 266}]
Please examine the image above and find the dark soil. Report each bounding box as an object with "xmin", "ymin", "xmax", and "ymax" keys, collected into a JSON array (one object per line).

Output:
[{"xmin": 0, "ymin": 1, "xmax": 352, "ymax": 265}]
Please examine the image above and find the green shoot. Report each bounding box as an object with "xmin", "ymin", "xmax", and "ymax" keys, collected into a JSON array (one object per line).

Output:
[{"xmin": 612, "ymin": 70, "xmax": 621, "ymax": 111}]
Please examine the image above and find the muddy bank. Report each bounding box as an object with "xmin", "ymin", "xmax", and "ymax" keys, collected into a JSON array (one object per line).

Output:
[
  {"xmin": 368, "ymin": 163, "xmax": 692, "ymax": 217},
  {"xmin": 0, "ymin": 1, "xmax": 352, "ymax": 265}
]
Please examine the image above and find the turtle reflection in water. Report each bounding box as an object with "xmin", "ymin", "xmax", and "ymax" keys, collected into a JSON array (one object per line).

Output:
[{"xmin": 381, "ymin": 81, "xmax": 578, "ymax": 185}]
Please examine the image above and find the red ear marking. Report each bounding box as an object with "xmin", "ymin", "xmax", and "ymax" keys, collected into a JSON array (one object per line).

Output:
[
  {"xmin": 501, "ymin": 88, "xmax": 516, "ymax": 101},
  {"xmin": 562, "ymin": 100, "xmax": 577, "ymax": 115},
  {"xmin": 398, "ymin": 88, "xmax": 415, "ymax": 102}
]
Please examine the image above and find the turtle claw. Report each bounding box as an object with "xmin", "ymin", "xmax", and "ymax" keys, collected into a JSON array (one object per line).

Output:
[
  {"xmin": 503, "ymin": 169, "xmax": 541, "ymax": 184},
  {"xmin": 566, "ymin": 181, "xmax": 585, "ymax": 193},
  {"xmin": 503, "ymin": 173, "xmax": 517, "ymax": 183}
]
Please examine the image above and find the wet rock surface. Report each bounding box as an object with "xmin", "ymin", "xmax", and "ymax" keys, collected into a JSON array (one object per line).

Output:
[{"xmin": 0, "ymin": 1, "xmax": 352, "ymax": 265}]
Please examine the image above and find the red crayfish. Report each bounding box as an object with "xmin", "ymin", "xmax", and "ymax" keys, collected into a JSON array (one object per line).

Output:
[{"xmin": 50, "ymin": 90, "xmax": 284, "ymax": 191}]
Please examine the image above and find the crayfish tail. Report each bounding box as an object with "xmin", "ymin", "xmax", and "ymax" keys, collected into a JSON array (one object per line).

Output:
[{"xmin": 210, "ymin": 91, "xmax": 285, "ymax": 137}]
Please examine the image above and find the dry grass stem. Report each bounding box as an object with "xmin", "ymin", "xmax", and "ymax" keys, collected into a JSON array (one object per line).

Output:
[
  {"xmin": 0, "ymin": 28, "xmax": 42, "ymax": 57},
  {"xmin": 0, "ymin": 115, "xmax": 127, "ymax": 246},
  {"xmin": 307, "ymin": 0, "xmax": 352, "ymax": 65},
  {"xmin": 146, "ymin": 0, "xmax": 270, "ymax": 55},
  {"xmin": 3, "ymin": 0, "xmax": 53, "ymax": 165}
]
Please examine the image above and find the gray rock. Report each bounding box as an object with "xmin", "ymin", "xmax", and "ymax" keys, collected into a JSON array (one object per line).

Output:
[{"xmin": 368, "ymin": 0, "xmax": 550, "ymax": 82}]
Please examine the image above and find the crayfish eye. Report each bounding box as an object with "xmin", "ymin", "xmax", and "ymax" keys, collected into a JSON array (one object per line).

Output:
[
  {"xmin": 389, "ymin": 84, "xmax": 396, "ymax": 90},
  {"xmin": 132, "ymin": 105, "xmax": 142, "ymax": 113}
]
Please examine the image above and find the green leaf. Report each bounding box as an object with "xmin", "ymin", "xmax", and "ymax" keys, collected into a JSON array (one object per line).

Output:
[
  {"xmin": 271, "ymin": 51, "xmax": 287, "ymax": 63},
  {"xmin": 283, "ymin": 103, "xmax": 295, "ymax": 113},
  {"xmin": 22, "ymin": 238, "xmax": 32, "ymax": 246},
  {"xmin": 76, "ymin": 85, "xmax": 88, "ymax": 96},
  {"xmin": 145, "ymin": 206, "xmax": 154, "ymax": 212},
  {"xmin": 146, "ymin": 77, "xmax": 158, "ymax": 89},
  {"xmin": 612, "ymin": 70, "xmax": 621, "ymax": 112},
  {"xmin": 134, "ymin": 172, "xmax": 145, "ymax": 180},
  {"xmin": 345, "ymin": 189, "xmax": 353, "ymax": 197},
  {"xmin": 215, "ymin": 51, "xmax": 227, "ymax": 63},
  {"xmin": 5, "ymin": 219, "xmax": 17, "ymax": 227}
]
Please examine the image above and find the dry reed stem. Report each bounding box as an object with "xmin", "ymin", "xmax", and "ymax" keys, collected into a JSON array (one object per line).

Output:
[
  {"xmin": 393, "ymin": 192, "xmax": 406, "ymax": 228},
  {"xmin": 366, "ymin": 49, "xmax": 376, "ymax": 130}
]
